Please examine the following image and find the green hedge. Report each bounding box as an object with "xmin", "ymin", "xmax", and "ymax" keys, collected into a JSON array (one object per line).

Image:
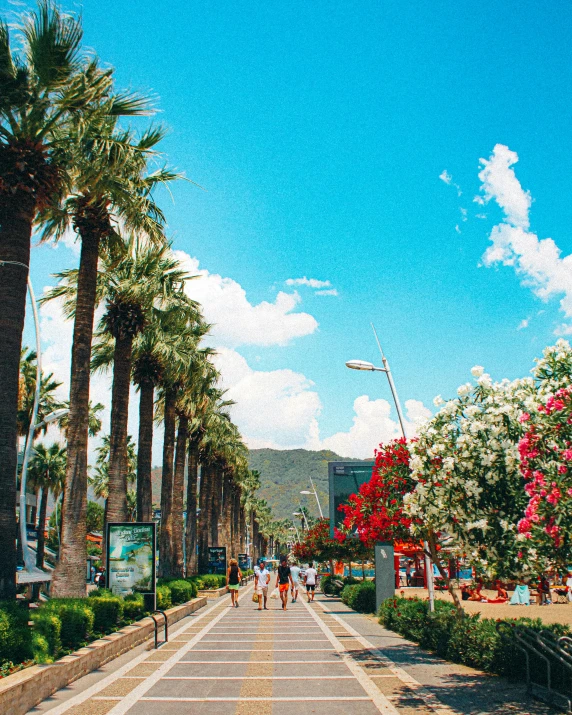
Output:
[
  {"xmin": 1, "ymin": 576, "xmax": 206, "ymax": 673},
  {"xmin": 341, "ymin": 581, "xmax": 376, "ymax": 613},
  {"xmin": 188, "ymin": 574, "xmax": 226, "ymax": 590},
  {"xmin": 156, "ymin": 585, "xmax": 172, "ymax": 610},
  {"xmin": 122, "ymin": 593, "xmax": 147, "ymax": 621},
  {"xmin": 88, "ymin": 596, "xmax": 124, "ymax": 633},
  {"xmin": 44, "ymin": 600, "xmax": 94, "ymax": 650},
  {"xmin": 31, "ymin": 610, "xmax": 61, "ymax": 659},
  {"xmin": 0, "ymin": 602, "xmax": 33, "ymax": 665},
  {"xmin": 379, "ymin": 597, "xmax": 572, "ymax": 678}
]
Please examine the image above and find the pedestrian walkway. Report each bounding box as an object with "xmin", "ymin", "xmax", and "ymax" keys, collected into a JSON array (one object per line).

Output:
[{"xmin": 29, "ymin": 586, "xmax": 557, "ymax": 715}]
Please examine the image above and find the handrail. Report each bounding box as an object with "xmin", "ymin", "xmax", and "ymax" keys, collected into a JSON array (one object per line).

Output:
[
  {"xmin": 497, "ymin": 621, "xmax": 572, "ymax": 711},
  {"xmin": 149, "ymin": 610, "xmax": 168, "ymax": 649}
]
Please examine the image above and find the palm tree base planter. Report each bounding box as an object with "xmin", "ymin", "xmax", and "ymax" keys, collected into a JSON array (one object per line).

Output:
[
  {"xmin": 196, "ymin": 585, "xmax": 229, "ymax": 599},
  {"xmin": 0, "ymin": 596, "xmax": 207, "ymax": 715}
]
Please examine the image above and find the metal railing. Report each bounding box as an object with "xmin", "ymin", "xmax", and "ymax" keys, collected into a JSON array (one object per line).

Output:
[{"xmin": 496, "ymin": 621, "xmax": 572, "ymax": 712}]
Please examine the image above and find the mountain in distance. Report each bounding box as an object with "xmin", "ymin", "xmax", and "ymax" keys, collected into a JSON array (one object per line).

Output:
[
  {"xmin": 148, "ymin": 448, "xmax": 362, "ymax": 521},
  {"xmin": 248, "ymin": 448, "xmax": 360, "ymax": 521}
]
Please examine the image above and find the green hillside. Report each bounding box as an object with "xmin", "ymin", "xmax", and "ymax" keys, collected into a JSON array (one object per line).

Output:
[
  {"xmin": 248, "ymin": 448, "xmax": 359, "ymax": 521},
  {"xmin": 149, "ymin": 448, "xmax": 360, "ymax": 521}
]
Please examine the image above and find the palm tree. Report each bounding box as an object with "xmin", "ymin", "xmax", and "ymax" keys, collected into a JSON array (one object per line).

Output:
[
  {"xmin": 132, "ymin": 304, "xmax": 204, "ymax": 523},
  {"xmin": 93, "ymin": 238, "xmax": 193, "ymax": 531},
  {"xmin": 0, "ymin": 0, "xmax": 139, "ymax": 598},
  {"xmin": 28, "ymin": 443, "xmax": 66, "ymax": 570},
  {"xmin": 17, "ymin": 349, "xmax": 65, "ymax": 438}
]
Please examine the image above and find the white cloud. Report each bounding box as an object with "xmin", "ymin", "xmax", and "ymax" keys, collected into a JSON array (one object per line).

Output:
[
  {"xmin": 306, "ymin": 396, "xmax": 432, "ymax": 459},
  {"xmin": 212, "ymin": 347, "xmax": 322, "ymax": 449},
  {"xmin": 285, "ymin": 277, "xmax": 332, "ymax": 289},
  {"xmin": 478, "ymin": 144, "xmax": 531, "ymax": 229},
  {"xmin": 439, "ymin": 169, "xmax": 462, "ymax": 196},
  {"xmin": 315, "ymin": 289, "xmax": 339, "ymax": 297},
  {"xmin": 479, "ymin": 144, "xmax": 572, "ymax": 326},
  {"xmin": 38, "ymin": 253, "xmax": 426, "ymax": 462},
  {"xmin": 39, "ymin": 295, "xmax": 164, "ymax": 462},
  {"xmin": 174, "ymin": 251, "xmax": 318, "ymax": 347},
  {"xmin": 517, "ymin": 317, "xmax": 530, "ymax": 330}
]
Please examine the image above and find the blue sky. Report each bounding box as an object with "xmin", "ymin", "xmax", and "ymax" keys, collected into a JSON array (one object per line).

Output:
[{"xmin": 8, "ymin": 0, "xmax": 572, "ymax": 456}]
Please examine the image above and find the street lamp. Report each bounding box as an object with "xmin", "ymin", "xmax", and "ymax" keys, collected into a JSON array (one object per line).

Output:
[
  {"xmin": 19, "ymin": 407, "xmax": 70, "ymax": 571},
  {"xmin": 300, "ymin": 473, "xmax": 324, "ymax": 518},
  {"xmin": 345, "ymin": 324, "xmax": 435, "ymax": 611}
]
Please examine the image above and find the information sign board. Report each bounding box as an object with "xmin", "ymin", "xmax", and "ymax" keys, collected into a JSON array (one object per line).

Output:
[
  {"xmin": 208, "ymin": 546, "xmax": 227, "ymax": 575},
  {"xmin": 106, "ymin": 522, "xmax": 156, "ymax": 599},
  {"xmin": 238, "ymin": 553, "xmax": 249, "ymax": 570},
  {"xmin": 328, "ymin": 461, "xmax": 375, "ymax": 537}
]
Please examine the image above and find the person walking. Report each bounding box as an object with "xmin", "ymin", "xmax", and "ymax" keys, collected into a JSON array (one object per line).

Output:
[
  {"xmin": 255, "ymin": 560, "xmax": 271, "ymax": 610},
  {"xmin": 304, "ymin": 561, "xmax": 318, "ymax": 602},
  {"xmin": 227, "ymin": 558, "xmax": 242, "ymax": 608},
  {"xmin": 290, "ymin": 560, "xmax": 301, "ymax": 603},
  {"xmin": 276, "ymin": 556, "xmax": 294, "ymax": 611}
]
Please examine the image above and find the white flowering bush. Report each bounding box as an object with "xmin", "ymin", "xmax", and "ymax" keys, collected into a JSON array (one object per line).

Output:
[{"xmin": 405, "ymin": 367, "xmax": 538, "ymax": 579}]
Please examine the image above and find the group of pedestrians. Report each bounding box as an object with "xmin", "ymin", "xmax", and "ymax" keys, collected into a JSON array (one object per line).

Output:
[{"xmin": 227, "ymin": 556, "xmax": 318, "ymax": 611}]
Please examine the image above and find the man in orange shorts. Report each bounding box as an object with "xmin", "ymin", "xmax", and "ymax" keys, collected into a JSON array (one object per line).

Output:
[{"xmin": 276, "ymin": 556, "xmax": 294, "ymax": 611}]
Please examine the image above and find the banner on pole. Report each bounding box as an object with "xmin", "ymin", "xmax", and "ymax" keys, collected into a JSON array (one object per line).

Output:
[
  {"xmin": 208, "ymin": 546, "xmax": 227, "ymax": 575},
  {"xmin": 106, "ymin": 522, "xmax": 156, "ymax": 599}
]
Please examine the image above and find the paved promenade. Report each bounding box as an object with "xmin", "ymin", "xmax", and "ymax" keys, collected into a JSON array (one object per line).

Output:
[{"xmin": 29, "ymin": 587, "xmax": 556, "ymax": 715}]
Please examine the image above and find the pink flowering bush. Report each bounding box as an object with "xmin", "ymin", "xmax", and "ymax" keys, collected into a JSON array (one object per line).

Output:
[{"xmin": 516, "ymin": 340, "xmax": 572, "ymax": 569}]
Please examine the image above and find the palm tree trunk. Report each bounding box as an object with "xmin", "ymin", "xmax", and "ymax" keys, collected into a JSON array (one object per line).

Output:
[
  {"xmin": 239, "ymin": 504, "xmax": 245, "ymax": 553},
  {"xmin": 0, "ymin": 195, "xmax": 34, "ymax": 598},
  {"xmin": 36, "ymin": 488, "xmax": 49, "ymax": 570},
  {"xmin": 51, "ymin": 228, "xmax": 100, "ymax": 597},
  {"xmin": 185, "ymin": 439, "xmax": 199, "ymax": 576},
  {"xmin": 158, "ymin": 388, "xmax": 177, "ymax": 578},
  {"xmin": 221, "ymin": 471, "xmax": 232, "ymax": 552},
  {"xmin": 210, "ymin": 468, "xmax": 222, "ymax": 547},
  {"xmin": 171, "ymin": 414, "xmax": 188, "ymax": 578},
  {"xmin": 198, "ymin": 462, "xmax": 212, "ymax": 573},
  {"xmin": 136, "ymin": 380, "xmax": 154, "ymax": 522},
  {"xmin": 106, "ymin": 333, "xmax": 134, "ymax": 525}
]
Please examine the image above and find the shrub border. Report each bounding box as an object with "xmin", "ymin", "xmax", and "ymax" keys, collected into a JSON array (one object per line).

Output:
[{"xmin": 0, "ymin": 596, "xmax": 207, "ymax": 715}]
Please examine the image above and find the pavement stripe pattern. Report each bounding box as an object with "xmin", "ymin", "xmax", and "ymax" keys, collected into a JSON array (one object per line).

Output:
[{"xmin": 34, "ymin": 586, "xmax": 458, "ymax": 715}]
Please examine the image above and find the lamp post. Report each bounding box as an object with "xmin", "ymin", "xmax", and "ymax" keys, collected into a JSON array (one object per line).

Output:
[
  {"xmin": 345, "ymin": 325, "xmax": 435, "ymax": 612},
  {"xmin": 19, "ymin": 407, "xmax": 69, "ymax": 571},
  {"xmin": 289, "ymin": 524, "xmax": 300, "ymax": 541},
  {"xmin": 300, "ymin": 474, "xmax": 324, "ymax": 518}
]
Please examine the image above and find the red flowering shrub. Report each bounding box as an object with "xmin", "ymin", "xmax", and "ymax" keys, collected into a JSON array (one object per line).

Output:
[
  {"xmin": 338, "ymin": 438, "xmax": 415, "ymax": 546},
  {"xmin": 292, "ymin": 519, "xmax": 339, "ymax": 563}
]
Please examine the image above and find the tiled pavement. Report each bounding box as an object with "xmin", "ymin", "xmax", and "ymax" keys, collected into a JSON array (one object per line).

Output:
[{"xmin": 28, "ymin": 586, "xmax": 558, "ymax": 715}]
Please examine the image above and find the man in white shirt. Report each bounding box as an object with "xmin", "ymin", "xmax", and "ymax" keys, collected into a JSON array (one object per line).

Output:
[
  {"xmin": 290, "ymin": 561, "xmax": 301, "ymax": 603},
  {"xmin": 304, "ymin": 561, "xmax": 318, "ymax": 602},
  {"xmin": 255, "ymin": 561, "xmax": 271, "ymax": 610}
]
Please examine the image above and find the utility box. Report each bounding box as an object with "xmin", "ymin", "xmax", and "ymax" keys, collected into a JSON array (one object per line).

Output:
[{"xmin": 375, "ymin": 542, "xmax": 395, "ymax": 610}]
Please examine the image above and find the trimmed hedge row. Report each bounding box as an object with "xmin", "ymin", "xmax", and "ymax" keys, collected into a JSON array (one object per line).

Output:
[
  {"xmin": 341, "ymin": 581, "xmax": 376, "ymax": 613},
  {"xmin": 0, "ymin": 576, "xmax": 202, "ymax": 672},
  {"xmin": 379, "ymin": 596, "xmax": 571, "ymax": 679},
  {"xmin": 188, "ymin": 574, "xmax": 227, "ymax": 590}
]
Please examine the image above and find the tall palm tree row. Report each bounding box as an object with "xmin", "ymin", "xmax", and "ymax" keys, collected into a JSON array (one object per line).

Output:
[{"xmin": 2, "ymin": 1, "xmax": 279, "ymax": 598}]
